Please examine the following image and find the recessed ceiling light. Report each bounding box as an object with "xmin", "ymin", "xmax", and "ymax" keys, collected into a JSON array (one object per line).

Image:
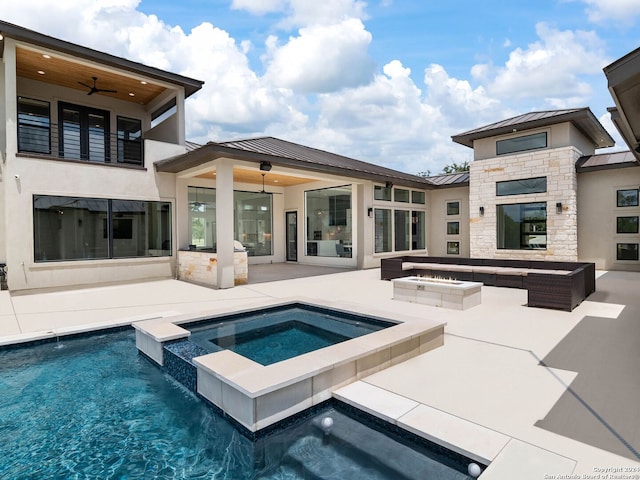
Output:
[
  {"xmin": 37, "ymin": 70, "xmax": 45, "ymax": 75},
  {"xmin": 42, "ymin": 54, "xmax": 51, "ymax": 59},
  {"xmin": 128, "ymin": 92, "xmax": 135, "ymax": 97},
  {"xmin": 273, "ymin": 180, "xmax": 279, "ymax": 183},
  {"xmin": 140, "ymin": 81, "xmax": 148, "ymax": 85}
]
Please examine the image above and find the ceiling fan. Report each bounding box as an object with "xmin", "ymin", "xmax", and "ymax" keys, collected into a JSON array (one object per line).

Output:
[
  {"xmin": 259, "ymin": 173, "xmax": 283, "ymax": 194},
  {"xmin": 189, "ymin": 187, "xmax": 215, "ymax": 209},
  {"xmin": 78, "ymin": 77, "xmax": 117, "ymax": 96}
]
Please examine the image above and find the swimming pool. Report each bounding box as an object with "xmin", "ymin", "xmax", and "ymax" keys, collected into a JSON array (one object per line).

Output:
[
  {"xmin": 135, "ymin": 300, "xmax": 446, "ymax": 432},
  {"xmin": 186, "ymin": 303, "xmax": 394, "ymax": 365},
  {"xmin": 0, "ymin": 331, "xmax": 477, "ymax": 479}
]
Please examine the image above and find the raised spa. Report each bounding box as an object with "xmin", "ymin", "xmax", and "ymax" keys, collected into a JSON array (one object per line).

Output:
[
  {"xmin": 134, "ymin": 300, "xmax": 445, "ymax": 432},
  {"xmin": 186, "ymin": 304, "xmax": 394, "ymax": 365}
]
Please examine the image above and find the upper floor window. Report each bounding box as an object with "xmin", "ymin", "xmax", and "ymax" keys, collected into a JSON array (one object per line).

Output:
[
  {"xmin": 17, "ymin": 98, "xmax": 143, "ymax": 167},
  {"xmin": 496, "ymin": 177, "xmax": 547, "ymax": 196},
  {"xmin": 17, "ymin": 97, "xmax": 50, "ymax": 154},
  {"xmin": 117, "ymin": 116, "xmax": 143, "ymax": 165},
  {"xmin": 59, "ymin": 102, "xmax": 110, "ymax": 163},
  {"xmin": 496, "ymin": 132, "xmax": 547, "ymax": 156},
  {"xmin": 446, "ymin": 201, "xmax": 460, "ymax": 216},
  {"xmin": 617, "ymin": 189, "xmax": 639, "ymax": 207}
]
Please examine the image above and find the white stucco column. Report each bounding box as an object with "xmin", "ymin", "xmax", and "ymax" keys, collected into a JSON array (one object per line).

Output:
[{"xmin": 215, "ymin": 159, "xmax": 235, "ymax": 288}]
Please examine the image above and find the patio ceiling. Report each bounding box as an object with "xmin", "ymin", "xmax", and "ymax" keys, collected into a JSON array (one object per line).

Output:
[
  {"xmin": 196, "ymin": 167, "xmax": 318, "ymax": 187},
  {"xmin": 16, "ymin": 46, "xmax": 168, "ymax": 105}
]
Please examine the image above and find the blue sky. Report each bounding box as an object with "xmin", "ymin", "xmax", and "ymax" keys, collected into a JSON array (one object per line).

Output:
[{"xmin": 3, "ymin": 0, "xmax": 640, "ymax": 174}]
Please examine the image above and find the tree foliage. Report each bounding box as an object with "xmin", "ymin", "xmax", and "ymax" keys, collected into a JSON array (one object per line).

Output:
[{"xmin": 441, "ymin": 161, "xmax": 470, "ymax": 174}]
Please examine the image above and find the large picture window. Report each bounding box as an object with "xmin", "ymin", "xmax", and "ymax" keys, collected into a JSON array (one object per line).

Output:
[
  {"xmin": 497, "ymin": 132, "xmax": 547, "ymax": 156},
  {"xmin": 34, "ymin": 195, "xmax": 171, "ymax": 262},
  {"xmin": 497, "ymin": 202, "xmax": 547, "ymax": 250},
  {"xmin": 305, "ymin": 186, "xmax": 352, "ymax": 257}
]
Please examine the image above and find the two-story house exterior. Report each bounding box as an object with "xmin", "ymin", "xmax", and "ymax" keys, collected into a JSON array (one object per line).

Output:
[
  {"xmin": 0, "ymin": 21, "xmax": 203, "ymax": 291},
  {"xmin": 2, "ymin": 20, "xmax": 640, "ymax": 294}
]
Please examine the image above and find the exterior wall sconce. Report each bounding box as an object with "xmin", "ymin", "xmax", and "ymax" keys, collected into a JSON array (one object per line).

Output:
[
  {"xmin": 479, "ymin": 206, "xmax": 484, "ymax": 216},
  {"xmin": 385, "ymin": 181, "xmax": 393, "ymax": 189},
  {"xmin": 556, "ymin": 202, "xmax": 563, "ymax": 213},
  {"xmin": 259, "ymin": 161, "xmax": 272, "ymax": 171},
  {"xmin": 367, "ymin": 207, "xmax": 373, "ymax": 217}
]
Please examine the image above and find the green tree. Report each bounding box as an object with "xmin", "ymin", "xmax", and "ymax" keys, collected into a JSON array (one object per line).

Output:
[{"xmin": 441, "ymin": 161, "xmax": 470, "ymax": 174}]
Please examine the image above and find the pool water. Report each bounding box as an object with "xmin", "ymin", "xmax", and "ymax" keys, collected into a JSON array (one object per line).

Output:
[
  {"xmin": 212, "ymin": 320, "xmax": 349, "ymax": 365},
  {"xmin": 0, "ymin": 331, "xmax": 475, "ymax": 479},
  {"xmin": 187, "ymin": 303, "xmax": 393, "ymax": 365}
]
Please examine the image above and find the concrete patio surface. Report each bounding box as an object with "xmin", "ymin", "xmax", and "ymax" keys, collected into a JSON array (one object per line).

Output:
[{"xmin": 1, "ymin": 266, "xmax": 639, "ymax": 478}]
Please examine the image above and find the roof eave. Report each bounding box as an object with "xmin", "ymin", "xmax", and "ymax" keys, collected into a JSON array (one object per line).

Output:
[
  {"xmin": 156, "ymin": 143, "xmax": 436, "ymax": 190},
  {"xmin": 452, "ymin": 109, "xmax": 614, "ymax": 149},
  {"xmin": 0, "ymin": 20, "xmax": 204, "ymax": 98},
  {"xmin": 604, "ymin": 49, "xmax": 640, "ymax": 160}
]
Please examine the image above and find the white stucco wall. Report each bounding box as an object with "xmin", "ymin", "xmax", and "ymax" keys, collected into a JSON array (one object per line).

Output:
[
  {"xmin": 578, "ymin": 166, "xmax": 640, "ymax": 271},
  {"xmin": 426, "ymin": 186, "xmax": 470, "ymax": 257},
  {"xmin": 1, "ymin": 38, "xmax": 188, "ymax": 291}
]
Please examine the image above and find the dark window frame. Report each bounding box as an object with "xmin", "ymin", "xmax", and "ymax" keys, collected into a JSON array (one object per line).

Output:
[
  {"xmin": 447, "ymin": 242, "xmax": 460, "ymax": 255},
  {"xmin": 496, "ymin": 177, "xmax": 547, "ymax": 196},
  {"xmin": 117, "ymin": 115, "xmax": 143, "ymax": 166},
  {"xmin": 447, "ymin": 221, "xmax": 460, "ymax": 235},
  {"xmin": 497, "ymin": 132, "xmax": 547, "ymax": 156},
  {"xmin": 17, "ymin": 96, "xmax": 52, "ymax": 155},
  {"xmin": 58, "ymin": 101, "xmax": 111, "ymax": 163},
  {"xmin": 617, "ymin": 189, "xmax": 639, "ymax": 207},
  {"xmin": 33, "ymin": 194, "xmax": 172, "ymax": 262},
  {"xmin": 617, "ymin": 243, "xmax": 639, "ymax": 261},
  {"xmin": 446, "ymin": 201, "xmax": 460, "ymax": 216},
  {"xmin": 617, "ymin": 216, "xmax": 639, "ymax": 234},
  {"xmin": 497, "ymin": 202, "xmax": 547, "ymax": 250}
]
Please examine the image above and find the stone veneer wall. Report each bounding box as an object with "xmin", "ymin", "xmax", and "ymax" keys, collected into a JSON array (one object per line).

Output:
[
  {"xmin": 178, "ymin": 250, "xmax": 248, "ymax": 287},
  {"xmin": 469, "ymin": 146, "xmax": 581, "ymax": 261}
]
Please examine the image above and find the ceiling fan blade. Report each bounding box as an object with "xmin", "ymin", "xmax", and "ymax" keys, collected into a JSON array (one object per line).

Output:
[
  {"xmin": 97, "ymin": 88, "xmax": 118, "ymax": 93},
  {"xmin": 78, "ymin": 81, "xmax": 92, "ymax": 89}
]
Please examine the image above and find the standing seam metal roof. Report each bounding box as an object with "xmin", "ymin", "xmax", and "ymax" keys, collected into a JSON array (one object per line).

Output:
[{"xmin": 451, "ymin": 108, "xmax": 614, "ymax": 149}]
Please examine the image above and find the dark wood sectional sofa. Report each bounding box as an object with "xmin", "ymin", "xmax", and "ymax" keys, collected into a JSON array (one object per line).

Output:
[{"xmin": 381, "ymin": 256, "xmax": 596, "ymax": 311}]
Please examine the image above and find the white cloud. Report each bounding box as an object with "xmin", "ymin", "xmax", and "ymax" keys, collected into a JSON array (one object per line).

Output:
[
  {"xmin": 232, "ymin": 0, "xmax": 367, "ymax": 27},
  {"xmin": 230, "ymin": 0, "xmax": 286, "ymax": 16},
  {"xmin": 263, "ymin": 19, "xmax": 376, "ymax": 93},
  {"xmin": 476, "ymin": 23, "xmax": 608, "ymax": 108},
  {"xmin": 579, "ymin": 0, "xmax": 640, "ymax": 25}
]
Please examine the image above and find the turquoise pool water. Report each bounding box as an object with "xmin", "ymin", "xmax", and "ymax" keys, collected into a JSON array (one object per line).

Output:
[
  {"xmin": 187, "ymin": 303, "xmax": 393, "ymax": 365},
  {"xmin": 0, "ymin": 330, "xmax": 475, "ymax": 479}
]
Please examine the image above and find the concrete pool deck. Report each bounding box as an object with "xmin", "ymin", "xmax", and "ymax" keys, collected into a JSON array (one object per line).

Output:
[{"xmin": 0, "ymin": 267, "xmax": 638, "ymax": 478}]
